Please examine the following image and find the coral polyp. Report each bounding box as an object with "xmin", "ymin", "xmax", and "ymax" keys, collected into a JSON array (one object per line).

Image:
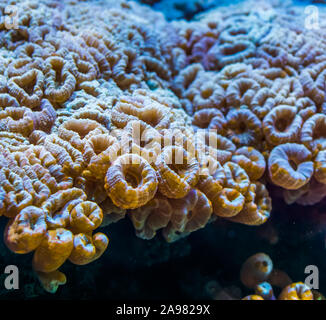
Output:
[{"xmin": 0, "ymin": 0, "xmax": 326, "ymax": 296}]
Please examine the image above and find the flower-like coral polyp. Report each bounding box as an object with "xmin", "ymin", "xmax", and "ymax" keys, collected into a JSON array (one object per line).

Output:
[
  {"xmin": 4, "ymin": 206, "xmax": 47, "ymax": 254},
  {"xmin": 105, "ymin": 154, "xmax": 158, "ymax": 209},
  {"xmin": 32, "ymin": 228, "xmax": 74, "ymax": 273}
]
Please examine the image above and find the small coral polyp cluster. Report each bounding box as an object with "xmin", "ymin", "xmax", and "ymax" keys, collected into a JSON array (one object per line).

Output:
[
  {"xmin": 240, "ymin": 253, "xmax": 321, "ymax": 300},
  {"xmin": 0, "ymin": 0, "xmax": 326, "ymax": 292}
]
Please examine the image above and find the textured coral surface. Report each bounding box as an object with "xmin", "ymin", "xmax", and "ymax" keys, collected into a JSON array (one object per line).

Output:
[{"xmin": 0, "ymin": 0, "xmax": 326, "ymax": 295}]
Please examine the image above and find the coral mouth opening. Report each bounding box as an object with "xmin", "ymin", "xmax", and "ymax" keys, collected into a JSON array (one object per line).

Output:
[
  {"xmin": 275, "ymin": 118, "xmax": 290, "ymax": 132},
  {"xmin": 289, "ymin": 159, "xmax": 298, "ymax": 171},
  {"xmin": 125, "ymin": 170, "xmax": 141, "ymax": 188}
]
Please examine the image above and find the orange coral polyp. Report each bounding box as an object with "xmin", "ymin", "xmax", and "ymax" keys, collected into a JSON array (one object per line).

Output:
[
  {"xmin": 268, "ymin": 143, "xmax": 314, "ymax": 190},
  {"xmin": 223, "ymin": 161, "xmax": 250, "ymax": 194},
  {"xmin": 163, "ymin": 188, "xmax": 213, "ymax": 243},
  {"xmin": 4, "ymin": 190, "xmax": 33, "ymax": 218},
  {"xmin": 43, "ymin": 134, "xmax": 85, "ymax": 177},
  {"xmin": 59, "ymin": 118, "xmax": 104, "ymax": 145},
  {"xmin": 42, "ymin": 188, "xmax": 87, "ymax": 229},
  {"xmin": 91, "ymin": 232, "xmax": 109, "ymax": 262},
  {"xmin": 203, "ymin": 132, "xmax": 236, "ymax": 165},
  {"xmin": 28, "ymin": 99, "xmax": 57, "ymax": 133},
  {"xmin": 301, "ymin": 114, "xmax": 326, "ymax": 153},
  {"xmin": 0, "ymin": 107, "xmax": 34, "ymax": 137},
  {"xmin": 36, "ymin": 270, "xmax": 67, "ymax": 294},
  {"xmin": 32, "ymin": 228, "xmax": 74, "ymax": 273},
  {"xmin": 182, "ymin": 189, "xmax": 212, "ymax": 234},
  {"xmin": 296, "ymin": 97, "xmax": 316, "ymax": 121},
  {"xmin": 242, "ymin": 295, "xmax": 264, "ymax": 300},
  {"xmin": 7, "ymin": 58, "xmax": 43, "ymax": 78},
  {"xmin": 130, "ymin": 195, "xmax": 173, "ymax": 240},
  {"xmin": 229, "ymin": 182, "xmax": 271, "ymax": 226},
  {"xmin": 111, "ymin": 93, "xmax": 172, "ymax": 130},
  {"xmin": 83, "ymin": 134, "xmax": 121, "ymax": 181},
  {"xmin": 4, "ymin": 206, "xmax": 47, "ymax": 254},
  {"xmin": 7, "ymin": 69, "xmax": 44, "ymax": 109},
  {"xmin": 121, "ymin": 120, "xmax": 162, "ymax": 165},
  {"xmin": 154, "ymin": 146, "xmax": 199, "ymax": 199},
  {"xmin": 226, "ymin": 78, "xmax": 259, "ymax": 108},
  {"xmin": 192, "ymin": 108, "xmax": 226, "ymax": 134},
  {"xmin": 278, "ymin": 282, "xmax": 314, "ymax": 300},
  {"xmin": 44, "ymin": 56, "xmax": 76, "ymax": 104},
  {"xmin": 187, "ymin": 79, "xmax": 225, "ymax": 112},
  {"xmin": 105, "ymin": 154, "xmax": 158, "ymax": 209},
  {"xmin": 213, "ymin": 188, "xmax": 245, "ymax": 217},
  {"xmin": 0, "ymin": 93, "xmax": 19, "ymax": 109},
  {"xmin": 71, "ymin": 55, "xmax": 97, "ymax": 84},
  {"xmin": 263, "ymin": 105, "xmax": 303, "ymax": 146},
  {"xmin": 69, "ymin": 201, "xmax": 103, "ymax": 233},
  {"xmin": 68, "ymin": 233, "xmax": 96, "ymax": 265},
  {"xmin": 226, "ymin": 108, "xmax": 263, "ymax": 147},
  {"xmin": 231, "ymin": 147, "xmax": 266, "ymax": 181},
  {"xmin": 207, "ymin": 40, "xmax": 255, "ymax": 69}
]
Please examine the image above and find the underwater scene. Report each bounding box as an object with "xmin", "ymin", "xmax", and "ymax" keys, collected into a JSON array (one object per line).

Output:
[{"xmin": 0, "ymin": 0, "xmax": 326, "ymax": 302}]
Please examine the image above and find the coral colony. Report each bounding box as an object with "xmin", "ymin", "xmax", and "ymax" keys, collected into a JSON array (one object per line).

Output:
[{"xmin": 0, "ymin": 0, "xmax": 325, "ymax": 298}]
